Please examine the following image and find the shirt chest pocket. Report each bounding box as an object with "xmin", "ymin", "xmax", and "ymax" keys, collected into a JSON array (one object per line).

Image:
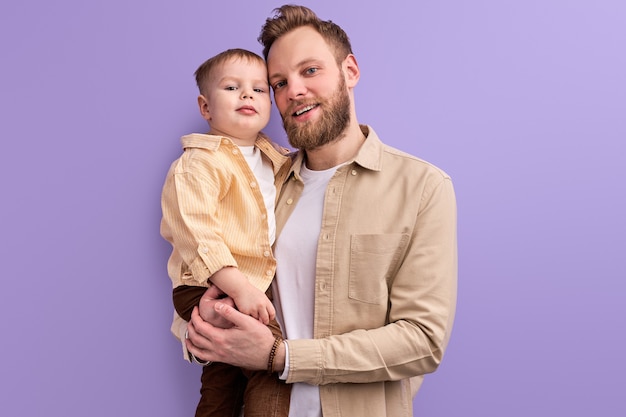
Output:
[{"xmin": 348, "ymin": 233, "xmax": 409, "ymax": 304}]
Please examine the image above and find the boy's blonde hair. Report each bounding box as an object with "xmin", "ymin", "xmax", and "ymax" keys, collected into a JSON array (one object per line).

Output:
[{"xmin": 194, "ymin": 48, "xmax": 266, "ymax": 95}]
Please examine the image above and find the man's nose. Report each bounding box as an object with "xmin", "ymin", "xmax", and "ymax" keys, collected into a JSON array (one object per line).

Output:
[{"xmin": 286, "ymin": 79, "xmax": 306, "ymax": 100}]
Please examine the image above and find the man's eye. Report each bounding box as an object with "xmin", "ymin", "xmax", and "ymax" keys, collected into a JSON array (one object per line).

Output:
[
  {"xmin": 273, "ymin": 81, "xmax": 286, "ymax": 90},
  {"xmin": 305, "ymin": 67, "xmax": 318, "ymax": 75}
]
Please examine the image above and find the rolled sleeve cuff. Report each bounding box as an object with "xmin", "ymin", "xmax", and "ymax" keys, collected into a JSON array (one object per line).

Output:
[
  {"xmin": 189, "ymin": 244, "xmax": 238, "ymax": 285},
  {"xmin": 283, "ymin": 339, "xmax": 323, "ymax": 384}
]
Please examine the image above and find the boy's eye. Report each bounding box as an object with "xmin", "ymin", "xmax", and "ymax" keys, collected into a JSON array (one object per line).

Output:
[
  {"xmin": 254, "ymin": 88, "xmax": 265, "ymax": 93},
  {"xmin": 225, "ymin": 86, "xmax": 237, "ymax": 91}
]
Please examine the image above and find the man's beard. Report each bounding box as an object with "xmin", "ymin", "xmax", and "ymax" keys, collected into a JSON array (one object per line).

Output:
[{"xmin": 281, "ymin": 76, "xmax": 351, "ymax": 151}]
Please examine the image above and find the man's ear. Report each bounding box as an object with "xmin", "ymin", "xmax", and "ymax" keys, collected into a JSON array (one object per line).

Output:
[
  {"xmin": 343, "ymin": 54, "xmax": 360, "ymax": 88},
  {"xmin": 197, "ymin": 95, "xmax": 211, "ymax": 121}
]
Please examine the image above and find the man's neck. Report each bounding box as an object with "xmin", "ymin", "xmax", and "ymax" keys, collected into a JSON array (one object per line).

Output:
[{"xmin": 304, "ymin": 124, "xmax": 366, "ymax": 171}]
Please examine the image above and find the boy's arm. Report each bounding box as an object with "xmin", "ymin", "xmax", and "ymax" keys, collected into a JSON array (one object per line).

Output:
[
  {"xmin": 209, "ymin": 267, "xmax": 275, "ymax": 324},
  {"xmin": 161, "ymin": 165, "xmax": 238, "ymax": 289},
  {"xmin": 173, "ymin": 268, "xmax": 276, "ymax": 324}
]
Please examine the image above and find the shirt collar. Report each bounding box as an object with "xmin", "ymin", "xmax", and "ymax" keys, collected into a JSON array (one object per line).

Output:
[
  {"xmin": 288, "ymin": 124, "xmax": 383, "ymax": 181},
  {"xmin": 353, "ymin": 125, "xmax": 383, "ymax": 172},
  {"xmin": 180, "ymin": 133, "xmax": 225, "ymax": 151},
  {"xmin": 181, "ymin": 132, "xmax": 290, "ymax": 175}
]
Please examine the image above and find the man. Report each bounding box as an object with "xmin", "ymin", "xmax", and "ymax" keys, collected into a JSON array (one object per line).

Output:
[{"xmin": 184, "ymin": 5, "xmax": 457, "ymax": 416}]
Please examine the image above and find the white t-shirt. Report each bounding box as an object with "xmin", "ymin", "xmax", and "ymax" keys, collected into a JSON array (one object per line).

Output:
[
  {"xmin": 239, "ymin": 145, "xmax": 277, "ymax": 245},
  {"xmin": 273, "ymin": 162, "xmax": 341, "ymax": 417}
]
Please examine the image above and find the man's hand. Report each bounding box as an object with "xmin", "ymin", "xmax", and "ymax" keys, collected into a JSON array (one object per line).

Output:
[
  {"xmin": 186, "ymin": 303, "xmax": 284, "ymax": 372},
  {"xmin": 197, "ymin": 285, "xmax": 236, "ymax": 329}
]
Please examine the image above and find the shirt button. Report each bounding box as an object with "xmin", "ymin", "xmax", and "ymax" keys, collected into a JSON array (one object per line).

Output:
[
  {"xmin": 232, "ymin": 149, "xmax": 239, "ymax": 155},
  {"xmin": 200, "ymin": 247, "xmax": 209, "ymax": 253},
  {"xmin": 250, "ymin": 181, "xmax": 257, "ymax": 188},
  {"xmin": 223, "ymin": 139, "xmax": 230, "ymax": 145},
  {"xmin": 266, "ymin": 270, "xmax": 273, "ymax": 276},
  {"xmin": 286, "ymin": 198, "xmax": 293, "ymax": 205},
  {"xmin": 263, "ymin": 251, "xmax": 270, "ymax": 257},
  {"xmin": 351, "ymin": 169, "xmax": 357, "ymax": 176},
  {"xmin": 261, "ymin": 213, "xmax": 267, "ymax": 219}
]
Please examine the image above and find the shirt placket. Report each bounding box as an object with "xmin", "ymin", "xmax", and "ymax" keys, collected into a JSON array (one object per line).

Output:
[{"xmin": 314, "ymin": 167, "xmax": 348, "ymax": 339}]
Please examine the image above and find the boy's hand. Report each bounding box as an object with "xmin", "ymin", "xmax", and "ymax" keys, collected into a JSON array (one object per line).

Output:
[
  {"xmin": 208, "ymin": 267, "xmax": 276, "ymax": 324},
  {"xmin": 231, "ymin": 284, "xmax": 276, "ymax": 325}
]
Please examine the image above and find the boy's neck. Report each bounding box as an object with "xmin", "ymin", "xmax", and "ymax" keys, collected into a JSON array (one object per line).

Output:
[{"xmin": 208, "ymin": 128, "xmax": 258, "ymax": 147}]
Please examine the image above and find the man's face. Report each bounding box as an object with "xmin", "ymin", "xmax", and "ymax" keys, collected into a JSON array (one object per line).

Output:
[{"xmin": 267, "ymin": 26, "xmax": 351, "ymax": 150}]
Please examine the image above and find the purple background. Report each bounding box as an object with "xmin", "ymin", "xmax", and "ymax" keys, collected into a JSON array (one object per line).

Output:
[{"xmin": 1, "ymin": 1, "xmax": 624, "ymax": 416}]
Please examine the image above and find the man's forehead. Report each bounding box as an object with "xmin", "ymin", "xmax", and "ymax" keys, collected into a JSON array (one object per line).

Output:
[
  {"xmin": 269, "ymin": 57, "xmax": 319, "ymax": 77},
  {"xmin": 267, "ymin": 29, "xmax": 332, "ymax": 74}
]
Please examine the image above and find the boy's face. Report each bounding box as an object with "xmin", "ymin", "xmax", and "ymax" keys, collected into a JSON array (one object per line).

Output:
[{"xmin": 198, "ymin": 58, "xmax": 271, "ymax": 144}]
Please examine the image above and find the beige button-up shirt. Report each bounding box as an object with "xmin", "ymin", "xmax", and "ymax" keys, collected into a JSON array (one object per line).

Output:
[
  {"xmin": 160, "ymin": 132, "xmax": 290, "ymax": 292},
  {"xmin": 276, "ymin": 126, "xmax": 457, "ymax": 417}
]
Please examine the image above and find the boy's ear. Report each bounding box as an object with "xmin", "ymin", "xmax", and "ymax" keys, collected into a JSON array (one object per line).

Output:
[{"xmin": 197, "ymin": 95, "xmax": 211, "ymax": 121}]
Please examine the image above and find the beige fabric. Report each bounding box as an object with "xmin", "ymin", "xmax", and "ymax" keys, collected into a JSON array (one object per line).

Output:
[
  {"xmin": 161, "ymin": 132, "xmax": 290, "ymax": 291},
  {"xmin": 161, "ymin": 132, "xmax": 290, "ymax": 362},
  {"xmin": 276, "ymin": 126, "xmax": 457, "ymax": 416}
]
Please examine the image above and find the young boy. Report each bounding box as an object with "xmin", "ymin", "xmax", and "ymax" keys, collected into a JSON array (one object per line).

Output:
[{"xmin": 160, "ymin": 48, "xmax": 291, "ymax": 417}]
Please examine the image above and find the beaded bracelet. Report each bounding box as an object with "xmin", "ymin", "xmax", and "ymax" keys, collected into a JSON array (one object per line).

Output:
[{"xmin": 267, "ymin": 336, "xmax": 283, "ymax": 374}]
